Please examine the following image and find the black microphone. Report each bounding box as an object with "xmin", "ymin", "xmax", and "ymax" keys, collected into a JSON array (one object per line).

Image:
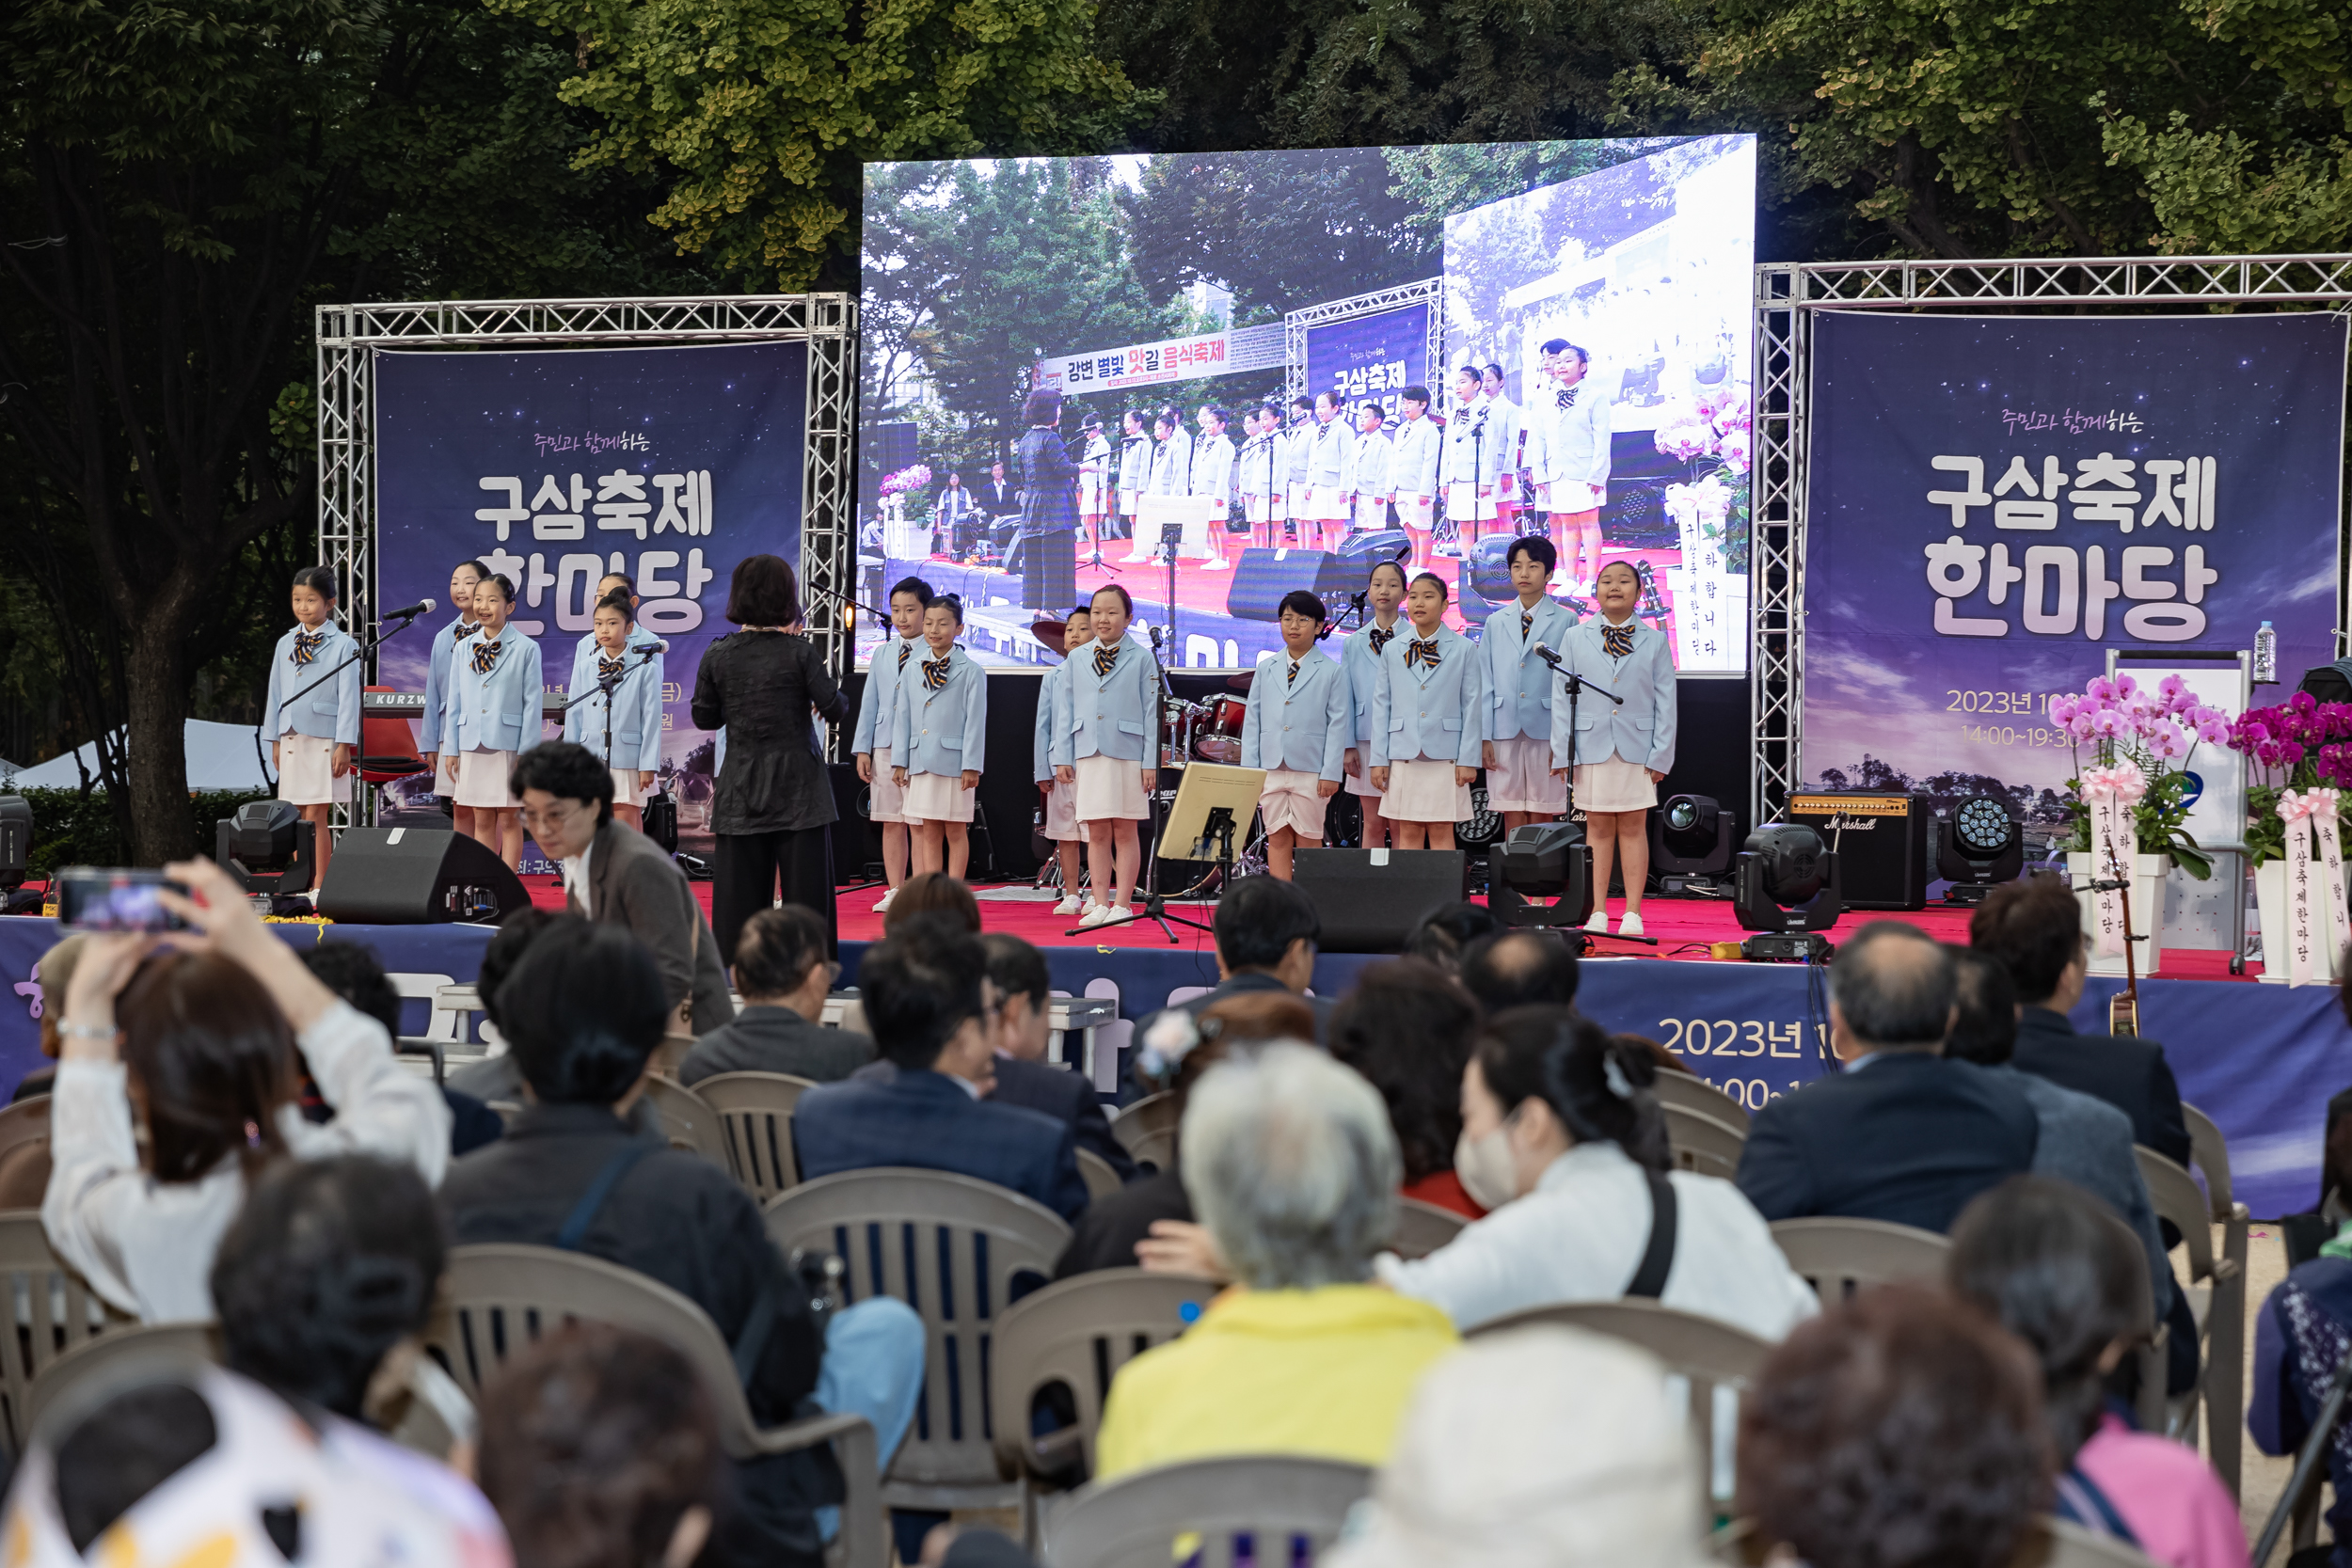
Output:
[
  {"xmin": 379, "ymin": 597, "xmax": 437, "ymax": 622},
  {"xmin": 1533, "ymin": 641, "xmax": 1563, "ymax": 666}
]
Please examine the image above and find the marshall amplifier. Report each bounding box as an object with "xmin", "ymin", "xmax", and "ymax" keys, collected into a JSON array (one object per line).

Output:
[{"xmin": 1784, "ymin": 792, "xmax": 1930, "ymax": 911}]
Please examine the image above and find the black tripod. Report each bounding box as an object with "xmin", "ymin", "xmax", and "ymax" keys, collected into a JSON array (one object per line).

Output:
[
  {"xmin": 554, "ymin": 640, "xmax": 663, "ymax": 777},
  {"xmin": 1068, "ymin": 796, "xmax": 1233, "ymax": 944}
]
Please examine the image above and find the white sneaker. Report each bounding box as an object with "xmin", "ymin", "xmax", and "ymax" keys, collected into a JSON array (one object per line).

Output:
[
  {"xmin": 1618, "ymin": 911, "xmax": 1645, "ymax": 938},
  {"xmin": 872, "ymin": 888, "xmax": 897, "ymax": 912},
  {"xmin": 1582, "ymin": 908, "xmax": 1609, "ymax": 933},
  {"xmin": 1078, "ymin": 903, "xmax": 1116, "ymax": 928},
  {"xmin": 1103, "ymin": 904, "xmax": 1136, "ymax": 924},
  {"xmin": 1053, "ymin": 894, "xmax": 1084, "ymax": 915}
]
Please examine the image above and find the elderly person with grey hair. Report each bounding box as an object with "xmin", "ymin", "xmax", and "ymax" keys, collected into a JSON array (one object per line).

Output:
[{"xmin": 1092, "ymin": 1043, "xmax": 1458, "ymax": 1479}]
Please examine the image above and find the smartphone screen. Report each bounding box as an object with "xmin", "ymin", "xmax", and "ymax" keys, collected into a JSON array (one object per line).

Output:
[{"xmin": 56, "ymin": 869, "xmax": 187, "ymax": 933}]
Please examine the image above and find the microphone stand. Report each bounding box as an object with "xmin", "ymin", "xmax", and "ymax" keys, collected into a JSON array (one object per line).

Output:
[
  {"xmin": 1535, "ymin": 649, "xmax": 1658, "ymax": 945},
  {"xmin": 265, "ymin": 608, "xmax": 430, "ymax": 822}
]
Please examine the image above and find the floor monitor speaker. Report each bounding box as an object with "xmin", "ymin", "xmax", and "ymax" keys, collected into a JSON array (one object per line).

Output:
[
  {"xmin": 316, "ymin": 827, "xmax": 533, "ymax": 924},
  {"xmin": 1292, "ymin": 848, "xmax": 1466, "ymax": 953}
]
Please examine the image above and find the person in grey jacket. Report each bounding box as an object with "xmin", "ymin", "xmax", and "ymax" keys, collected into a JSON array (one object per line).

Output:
[{"xmin": 680, "ymin": 905, "xmax": 873, "ymax": 1086}]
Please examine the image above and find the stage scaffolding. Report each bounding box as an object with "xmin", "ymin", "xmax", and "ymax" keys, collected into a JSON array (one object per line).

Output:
[
  {"xmin": 312, "ymin": 295, "xmax": 860, "ymax": 803},
  {"xmin": 1284, "ymin": 278, "xmax": 1445, "ymax": 401},
  {"xmin": 1749, "ymin": 254, "xmax": 2352, "ymax": 828}
]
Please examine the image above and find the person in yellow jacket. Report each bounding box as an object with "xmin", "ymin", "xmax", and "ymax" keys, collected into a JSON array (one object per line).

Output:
[{"xmin": 1094, "ymin": 1043, "xmax": 1459, "ymax": 1478}]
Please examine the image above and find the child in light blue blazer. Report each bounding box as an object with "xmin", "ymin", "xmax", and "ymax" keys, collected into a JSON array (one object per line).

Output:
[
  {"xmin": 1341, "ymin": 559, "xmax": 1411, "ymax": 850},
  {"xmin": 1482, "ymin": 534, "xmax": 1581, "ymax": 834},
  {"xmin": 892, "ymin": 594, "xmax": 987, "ymax": 879},
  {"xmin": 262, "ymin": 565, "xmax": 361, "ymax": 886},
  {"xmin": 1241, "ymin": 590, "xmax": 1348, "ymax": 879},
  {"xmin": 852, "ymin": 576, "xmax": 934, "ymax": 913},
  {"xmin": 1549, "ymin": 560, "xmax": 1677, "ymax": 937},
  {"xmin": 1369, "ymin": 572, "xmax": 1485, "ymax": 849},
  {"xmin": 419, "ymin": 556, "xmax": 488, "ymax": 837},
  {"xmin": 1037, "ymin": 602, "xmax": 1095, "ymax": 916},
  {"xmin": 564, "ymin": 586, "xmax": 664, "ymax": 832},
  {"xmin": 440, "ymin": 572, "xmax": 545, "ymax": 870},
  {"xmin": 1051, "ymin": 584, "xmax": 1159, "ymax": 927}
]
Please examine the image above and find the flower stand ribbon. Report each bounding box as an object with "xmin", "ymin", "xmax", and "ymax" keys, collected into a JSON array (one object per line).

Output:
[
  {"xmin": 2079, "ymin": 767, "xmax": 2148, "ymax": 957},
  {"xmin": 2277, "ymin": 788, "xmax": 2350, "ymax": 986}
]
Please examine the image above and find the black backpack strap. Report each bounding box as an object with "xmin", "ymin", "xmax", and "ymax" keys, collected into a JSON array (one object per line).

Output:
[
  {"xmin": 556, "ymin": 1142, "xmax": 658, "ymax": 1252},
  {"xmin": 1626, "ymin": 1168, "xmax": 1679, "ymax": 1300}
]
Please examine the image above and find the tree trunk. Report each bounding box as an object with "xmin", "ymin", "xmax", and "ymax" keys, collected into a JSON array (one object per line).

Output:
[{"xmin": 123, "ymin": 578, "xmax": 203, "ymax": 865}]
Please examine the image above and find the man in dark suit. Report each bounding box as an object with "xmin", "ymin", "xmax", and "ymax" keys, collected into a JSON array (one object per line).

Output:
[
  {"xmin": 1173, "ymin": 874, "xmax": 1335, "ymax": 1042},
  {"xmin": 795, "ymin": 916, "xmax": 1090, "ymax": 1221},
  {"xmin": 1970, "ymin": 872, "xmax": 2191, "ymax": 1165},
  {"xmin": 1736, "ymin": 922, "xmax": 2039, "ymax": 1233},
  {"xmin": 680, "ymin": 904, "xmax": 875, "ymax": 1087},
  {"xmin": 981, "ymin": 933, "xmax": 1135, "ymax": 1180},
  {"xmin": 514, "ymin": 741, "xmax": 735, "ymax": 1039}
]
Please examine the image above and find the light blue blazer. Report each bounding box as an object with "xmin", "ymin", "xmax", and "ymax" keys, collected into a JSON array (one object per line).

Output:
[
  {"xmin": 1034, "ymin": 657, "xmax": 1069, "ymax": 783},
  {"xmin": 853, "ymin": 635, "xmax": 923, "ymax": 757},
  {"xmin": 442, "ymin": 630, "xmax": 547, "ymax": 755},
  {"xmin": 1483, "ymin": 596, "xmax": 1581, "ymax": 742},
  {"xmin": 1370, "ymin": 625, "xmax": 1485, "ymax": 768},
  {"xmin": 1342, "ymin": 617, "xmax": 1408, "ymax": 757},
  {"xmin": 893, "ymin": 645, "xmax": 987, "ymax": 777},
  {"xmin": 418, "ymin": 614, "xmax": 479, "ymax": 757},
  {"xmin": 1051, "ymin": 634, "xmax": 1159, "ymax": 768},
  {"xmin": 1549, "ymin": 616, "xmax": 1677, "ymax": 774},
  {"xmin": 1240, "ymin": 648, "xmax": 1348, "ymax": 780},
  {"xmin": 564, "ymin": 641, "xmax": 664, "ymax": 773},
  {"xmin": 262, "ymin": 624, "xmax": 361, "ymax": 744}
]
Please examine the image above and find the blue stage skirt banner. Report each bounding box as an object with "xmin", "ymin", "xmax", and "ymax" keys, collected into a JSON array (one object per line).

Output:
[
  {"xmin": 1801, "ymin": 312, "xmax": 2346, "ymax": 805},
  {"xmin": 1303, "ymin": 303, "xmax": 1431, "ymax": 426},
  {"xmin": 373, "ymin": 342, "xmax": 810, "ymax": 846}
]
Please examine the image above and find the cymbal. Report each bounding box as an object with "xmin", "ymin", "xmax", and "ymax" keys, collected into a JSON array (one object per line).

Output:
[
  {"xmin": 1226, "ymin": 669, "xmax": 1254, "ymax": 692},
  {"xmin": 1030, "ymin": 616, "xmax": 1069, "ymax": 658}
]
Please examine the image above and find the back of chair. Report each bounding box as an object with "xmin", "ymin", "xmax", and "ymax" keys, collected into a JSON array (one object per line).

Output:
[
  {"xmin": 765, "ymin": 1167, "xmax": 1073, "ymax": 1506},
  {"xmin": 2018, "ymin": 1517, "xmax": 2167, "ymax": 1568},
  {"xmin": 0, "ymin": 1212, "xmax": 132, "ymax": 1456},
  {"xmin": 2177, "ymin": 1105, "xmax": 2249, "ymax": 1500},
  {"xmin": 642, "ymin": 1075, "xmax": 733, "ymax": 1171},
  {"xmin": 2136, "ymin": 1142, "xmax": 2245, "ymax": 1495},
  {"xmin": 691, "ymin": 1071, "xmax": 817, "ymax": 1202},
  {"xmin": 1389, "ymin": 1197, "xmax": 1468, "ymax": 1260},
  {"xmin": 2181, "ymin": 1103, "xmax": 2233, "ymax": 1217},
  {"xmin": 1663, "ymin": 1103, "xmax": 1746, "ymax": 1182},
  {"xmin": 1044, "ymin": 1454, "xmax": 1375, "ymax": 1568},
  {"xmin": 1109, "ymin": 1093, "xmax": 1179, "ymax": 1158},
  {"xmin": 1076, "ymin": 1148, "xmax": 1124, "ymax": 1200},
  {"xmin": 0, "ymin": 1096, "xmax": 52, "ymax": 1164},
  {"xmin": 2135, "ymin": 1147, "xmax": 2217, "ymax": 1284},
  {"xmin": 1769, "ymin": 1216, "xmax": 1950, "ymax": 1300},
  {"xmin": 988, "ymin": 1269, "xmax": 1216, "ymax": 1484},
  {"xmin": 1654, "ymin": 1071, "xmax": 1752, "ymax": 1132},
  {"xmin": 0, "ymin": 1098, "xmax": 53, "ymax": 1211},
  {"xmin": 24, "ymin": 1322, "xmax": 222, "ymax": 1438}
]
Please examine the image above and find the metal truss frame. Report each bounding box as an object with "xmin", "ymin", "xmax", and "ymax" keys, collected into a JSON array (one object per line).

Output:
[
  {"xmin": 313, "ymin": 293, "xmax": 861, "ymax": 808},
  {"xmin": 1285, "ymin": 278, "xmax": 1445, "ymax": 400},
  {"xmin": 1749, "ymin": 254, "xmax": 2352, "ymax": 828}
]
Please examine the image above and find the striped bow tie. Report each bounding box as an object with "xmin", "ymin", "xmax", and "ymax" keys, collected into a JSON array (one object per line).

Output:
[
  {"xmin": 1406, "ymin": 639, "xmax": 1440, "ymax": 671},
  {"xmin": 454, "ymin": 621, "xmax": 479, "ymax": 642},
  {"xmin": 470, "ymin": 639, "xmax": 502, "ymax": 674},
  {"xmin": 1368, "ymin": 626, "xmax": 1395, "ymax": 656},
  {"xmin": 1601, "ymin": 623, "xmax": 1636, "ymax": 659},
  {"xmin": 923, "ymin": 656, "xmax": 950, "ymax": 691},
  {"xmin": 898, "ymin": 641, "xmax": 913, "ymax": 670},
  {"xmin": 292, "ymin": 629, "xmax": 325, "ymax": 667},
  {"xmin": 1555, "ymin": 387, "xmax": 1579, "ymax": 409},
  {"xmin": 598, "ymin": 655, "xmax": 627, "ymax": 681},
  {"xmin": 1092, "ymin": 642, "xmax": 1119, "ymax": 678}
]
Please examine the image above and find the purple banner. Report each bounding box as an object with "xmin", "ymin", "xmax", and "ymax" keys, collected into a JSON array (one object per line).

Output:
[
  {"xmin": 1302, "ymin": 302, "xmax": 1430, "ymax": 421},
  {"xmin": 1802, "ymin": 312, "xmax": 2346, "ymax": 810}
]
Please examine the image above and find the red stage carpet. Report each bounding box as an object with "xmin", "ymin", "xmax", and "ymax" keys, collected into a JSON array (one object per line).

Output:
[{"xmin": 525, "ymin": 873, "xmax": 2253, "ymax": 979}]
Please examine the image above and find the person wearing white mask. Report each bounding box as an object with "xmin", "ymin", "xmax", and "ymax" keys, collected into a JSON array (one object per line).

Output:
[{"xmin": 1377, "ymin": 1007, "xmax": 1816, "ymax": 1341}]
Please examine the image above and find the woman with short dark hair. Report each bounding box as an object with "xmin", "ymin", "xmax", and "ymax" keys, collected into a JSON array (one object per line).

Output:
[
  {"xmin": 691, "ymin": 553, "xmax": 850, "ymax": 963},
  {"xmin": 1014, "ymin": 389, "xmax": 1080, "ymax": 610},
  {"xmin": 1327, "ymin": 960, "xmax": 1483, "ymax": 1217}
]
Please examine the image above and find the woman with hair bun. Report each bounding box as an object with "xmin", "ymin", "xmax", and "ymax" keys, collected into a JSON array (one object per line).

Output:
[{"xmin": 1375, "ymin": 1006, "xmax": 1816, "ymax": 1338}]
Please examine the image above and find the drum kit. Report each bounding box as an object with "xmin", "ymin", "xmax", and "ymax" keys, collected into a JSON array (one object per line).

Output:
[{"xmin": 1159, "ymin": 673, "xmax": 1251, "ymax": 768}]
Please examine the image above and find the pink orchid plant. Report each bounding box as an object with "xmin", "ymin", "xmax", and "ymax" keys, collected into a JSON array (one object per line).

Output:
[
  {"xmin": 2052, "ymin": 672, "xmax": 2233, "ymax": 878},
  {"xmin": 2224, "ymin": 689, "xmax": 2352, "ymax": 864}
]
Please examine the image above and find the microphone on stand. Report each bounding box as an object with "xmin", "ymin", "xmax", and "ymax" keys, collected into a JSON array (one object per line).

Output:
[
  {"xmin": 378, "ymin": 597, "xmax": 437, "ymax": 622},
  {"xmin": 1533, "ymin": 641, "xmax": 1563, "ymax": 666}
]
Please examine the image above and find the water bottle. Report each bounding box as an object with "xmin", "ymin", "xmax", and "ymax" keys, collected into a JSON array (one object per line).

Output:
[{"xmin": 2253, "ymin": 620, "xmax": 2278, "ymax": 685}]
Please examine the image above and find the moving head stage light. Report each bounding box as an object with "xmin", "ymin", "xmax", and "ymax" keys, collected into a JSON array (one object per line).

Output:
[
  {"xmin": 1735, "ymin": 821, "xmax": 1842, "ymax": 961},
  {"xmin": 1937, "ymin": 795, "xmax": 2025, "ymax": 905},
  {"xmin": 1487, "ymin": 821, "xmax": 1595, "ymax": 929},
  {"xmin": 1647, "ymin": 793, "xmax": 1735, "ymax": 895},
  {"xmin": 216, "ymin": 800, "xmax": 317, "ymax": 905}
]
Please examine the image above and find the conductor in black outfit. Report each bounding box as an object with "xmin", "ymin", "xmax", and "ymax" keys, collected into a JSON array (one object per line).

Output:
[{"xmin": 691, "ymin": 553, "xmax": 850, "ymax": 962}]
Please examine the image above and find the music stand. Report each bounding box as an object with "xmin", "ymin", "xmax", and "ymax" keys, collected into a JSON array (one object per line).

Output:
[{"xmin": 1076, "ymin": 761, "xmax": 1266, "ymax": 943}]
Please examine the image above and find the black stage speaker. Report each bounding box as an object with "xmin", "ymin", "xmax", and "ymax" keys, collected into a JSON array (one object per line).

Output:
[
  {"xmin": 1784, "ymin": 793, "xmax": 1929, "ymax": 911},
  {"xmin": 1293, "ymin": 848, "xmax": 1467, "ymax": 953},
  {"xmin": 1335, "ymin": 529, "xmax": 1412, "ymax": 574},
  {"xmin": 316, "ymin": 827, "xmax": 533, "ymax": 925},
  {"xmin": 1225, "ymin": 548, "xmax": 1357, "ymax": 622}
]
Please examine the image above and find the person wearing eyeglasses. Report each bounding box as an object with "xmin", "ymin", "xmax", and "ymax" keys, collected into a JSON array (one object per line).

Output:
[
  {"xmin": 511, "ymin": 740, "xmax": 736, "ymax": 1047},
  {"xmin": 677, "ymin": 905, "xmax": 873, "ymax": 1087}
]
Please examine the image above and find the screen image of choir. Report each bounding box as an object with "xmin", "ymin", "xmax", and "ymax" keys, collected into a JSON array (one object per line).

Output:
[{"xmin": 8, "ymin": 848, "xmax": 2316, "ymax": 1568}]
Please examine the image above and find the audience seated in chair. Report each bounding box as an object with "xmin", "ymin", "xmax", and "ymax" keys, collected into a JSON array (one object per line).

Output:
[
  {"xmin": 1326, "ymin": 1324, "xmax": 1712, "ymax": 1568},
  {"xmin": 793, "ymin": 915, "xmax": 1089, "ymax": 1222},
  {"xmin": 1456, "ymin": 927, "xmax": 1581, "ymax": 1014},
  {"xmin": 1400, "ymin": 901, "xmax": 1504, "ymax": 976},
  {"xmin": 979, "ymin": 933, "xmax": 1134, "ymax": 1180},
  {"xmin": 1327, "ymin": 959, "xmax": 1486, "ymax": 1219},
  {"xmin": 1092, "ymin": 1042, "xmax": 1458, "ymax": 1478},
  {"xmin": 1737, "ymin": 1284, "xmax": 2049, "ymax": 1568},
  {"xmin": 10, "ymin": 932, "xmax": 82, "ymax": 1104},
  {"xmin": 882, "ymin": 871, "xmax": 982, "ymax": 935},
  {"xmin": 1169, "ymin": 875, "xmax": 1333, "ymax": 1042},
  {"xmin": 43, "ymin": 857, "xmax": 452, "ymax": 1323},
  {"xmin": 1733, "ymin": 922, "xmax": 2037, "ymax": 1233},
  {"xmin": 435, "ymin": 920, "xmax": 923, "ymax": 1568},
  {"xmin": 1971, "ymin": 874, "xmax": 2192, "ymax": 1165},
  {"xmin": 477, "ymin": 1323, "xmax": 727, "ymax": 1568},
  {"xmin": 2254, "ymin": 1171, "xmax": 2352, "ymax": 1568},
  {"xmin": 678, "ymin": 905, "xmax": 874, "ymax": 1087},
  {"xmin": 1056, "ymin": 990, "xmax": 1314, "ymax": 1280},
  {"xmin": 303, "ymin": 940, "xmax": 505, "ymax": 1155},
  {"xmin": 1378, "ymin": 1006, "xmax": 1817, "ymax": 1338},
  {"xmin": 1949, "ymin": 1176, "xmax": 2247, "ymax": 1568}
]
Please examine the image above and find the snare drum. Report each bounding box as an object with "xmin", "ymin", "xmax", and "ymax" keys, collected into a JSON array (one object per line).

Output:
[{"xmin": 1191, "ymin": 695, "xmax": 1248, "ymax": 765}]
